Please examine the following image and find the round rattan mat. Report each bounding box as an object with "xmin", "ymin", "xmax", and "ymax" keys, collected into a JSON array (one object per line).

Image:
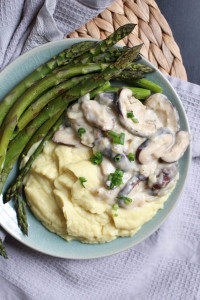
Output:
[{"xmin": 67, "ymin": 0, "xmax": 187, "ymax": 81}]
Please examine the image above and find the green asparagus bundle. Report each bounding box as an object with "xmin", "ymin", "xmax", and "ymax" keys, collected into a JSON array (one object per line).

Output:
[{"xmin": 0, "ymin": 24, "xmax": 136, "ymax": 172}]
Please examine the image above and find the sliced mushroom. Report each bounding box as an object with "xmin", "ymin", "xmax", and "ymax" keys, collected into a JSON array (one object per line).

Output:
[
  {"xmin": 145, "ymin": 93, "xmax": 179, "ymax": 132},
  {"xmin": 52, "ymin": 127, "xmax": 80, "ymax": 146},
  {"xmin": 94, "ymin": 137, "xmax": 135, "ymax": 172},
  {"xmin": 81, "ymin": 99, "xmax": 115, "ymax": 131},
  {"xmin": 116, "ymin": 88, "xmax": 157, "ymax": 137},
  {"xmin": 161, "ymin": 131, "xmax": 190, "ymax": 163},
  {"xmin": 93, "ymin": 137, "xmax": 111, "ymax": 155},
  {"xmin": 67, "ymin": 102, "xmax": 98, "ymax": 147},
  {"xmin": 117, "ymin": 174, "xmax": 146, "ymax": 207},
  {"xmin": 148, "ymin": 163, "xmax": 178, "ymax": 193},
  {"xmin": 94, "ymin": 91, "xmax": 117, "ymax": 106},
  {"xmin": 136, "ymin": 128, "xmax": 174, "ymax": 164}
]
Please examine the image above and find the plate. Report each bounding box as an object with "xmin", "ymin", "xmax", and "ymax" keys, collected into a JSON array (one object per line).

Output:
[{"xmin": 0, "ymin": 38, "xmax": 191, "ymax": 259}]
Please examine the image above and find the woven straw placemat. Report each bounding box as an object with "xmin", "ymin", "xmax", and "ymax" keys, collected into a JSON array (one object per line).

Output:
[{"xmin": 68, "ymin": 0, "xmax": 187, "ymax": 81}]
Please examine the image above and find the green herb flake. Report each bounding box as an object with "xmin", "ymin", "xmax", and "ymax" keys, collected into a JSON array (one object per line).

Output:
[
  {"xmin": 78, "ymin": 127, "xmax": 86, "ymax": 138},
  {"xmin": 90, "ymin": 152, "xmax": 103, "ymax": 165},
  {"xmin": 108, "ymin": 169, "xmax": 124, "ymax": 189},
  {"xmin": 117, "ymin": 196, "xmax": 132, "ymax": 205},
  {"xmin": 119, "ymin": 133, "xmax": 125, "ymax": 145},
  {"xmin": 132, "ymin": 118, "xmax": 139, "ymax": 123},
  {"xmin": 108, "ymin": 130, "xmax": 119, "ymax": 138},
  {"xmin": 79, "ymin": 177, "xmax": 87, "ymax": 188},
  {"xmin": 126, "ymin": 112, "xmax": 139, "ymax": 124},
  {"xmin": 114, "ymin": 155, "xmax": 121, "ymax": 162},
  {"xmin": 112, "ymin": 203, "xmax": 119, "ymax": 211},
  {"xmin": 127, "ymin": 112, "xmax": 134, "ymax": 118},
  {"xmin": 114, "ymin": 213, "xmax": 118, "ymax": 217},
  {"xmin": 128, "ymin": 153, "xmax": 135, "ymax": 161},
  {"xmin": 108, "ymin": 131, "xmax": 125, "ymax": 145}
]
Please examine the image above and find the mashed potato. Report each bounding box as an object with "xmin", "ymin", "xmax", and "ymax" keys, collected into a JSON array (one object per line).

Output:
[{"xmin": 24, "ymin": 141, "xmax": 173, "ymax": 244}]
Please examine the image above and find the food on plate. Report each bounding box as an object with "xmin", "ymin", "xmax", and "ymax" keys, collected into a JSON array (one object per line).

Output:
[
  {"xmin": 0, "ymin": 23, "xmax": 190, "ymax": 256},
  {"xmin": 23, "ymin": 89, "xmax": 190, "ymax": 243}
]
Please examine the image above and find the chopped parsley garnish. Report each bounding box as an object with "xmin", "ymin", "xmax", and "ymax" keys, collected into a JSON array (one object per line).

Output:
[
  {"xmin": 114, "ymin": 213, "xmax": 118, "ymax": 217},
  {"xmin": 127, "ymin": 111, "xmax": 139, "ymax": 123},
  {"xmin": 108, "ymin": 130, "xmax": 119, "ymax": 138},
  {"xmin": 79, "ymin": 177, "xmax": 87, "ymax": 188},
  {"xmin": 78, "ymin": 127, "xmax": 86, "ymax": 138},
  {"xmin": 132, "ymin": 118, "xmax": 139, "ymax": 123},
  {"xmin": 90, "ymin": 152, "xmax": 103, "ymax": 165},
  {"xmin": 108, "ymin": 131, "xmax": 125, "ymax": 145},
  {"xmin": 127, "ymin": 112, "xmax": 134, "ymax": 118},
  {"xmin": 114, "ymin": 155, "xmax": 121, "ymax": 162},
  {"xmin": 108, "ymin": 169, "xmax": 124, "ymax": 189},
  {"xmin": 119, "ymin": 133, "xmax": 125, "ymax": 145},
  {"xmin": 128, "ymin": 153, "xmax": 135, "ymax": 161},
  {"xmin": 117, "ymin": 196, "xmax": 132, "ymax": 205},
  {"xmin": 112, "ymin": 203, "xmax": 119, "ymax": 211}
]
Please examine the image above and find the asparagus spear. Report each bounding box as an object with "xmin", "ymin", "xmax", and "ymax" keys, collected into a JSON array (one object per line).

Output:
[
  {"xmin": 0, "ymin": 63, "xmax": 109, "ymax": 171},
  {"xmin": 14, "ymin": 188, "xmax": 28, "ymax": 235},
  {"xmin": 17, "ymin": 74, "xmax": 93, "ymax": 131},
  {"xmin": 0, "ymin": 41, "xmax": 96, "ymax": 127},
  {"xmin": 127, "ymin": 63, "xmax": 154, "ymax": 73},
  {"xmin": 89, "ymin": 82, "xmax": 111, "ymax": 99},
  {"xmin": 116, "ymin": 69, "xmax": 145, "ymax": 80},
  {"xmin": 0, "ymin": 237, "xmax": 8, "ymax": 259},
  {"xmin": 72, "ymin": 24, "xmax": 136, "ymax": 64},
  {"xmin": 123, "ymin": 78, "xmax": 162, "ymax": 93},
  {"xmin": 0, "ymin": 45, "xmax": 142, "ymax": 194},
  {"xmin": 102, "ymin": 86, "xmax": 151, "ymax": 100}
]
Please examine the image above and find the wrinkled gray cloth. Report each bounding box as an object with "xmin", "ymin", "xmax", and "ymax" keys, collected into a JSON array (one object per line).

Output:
[
  {"xmin": 1, "ymin": 1, "xmax": 200, "ymax": 299},
  {"xmin": 0, "ymin": 0, "xmax": 113, "ymax": 70}
]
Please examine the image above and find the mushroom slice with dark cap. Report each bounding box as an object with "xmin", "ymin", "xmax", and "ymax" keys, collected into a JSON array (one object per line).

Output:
[
  {"xmin": 94, "ymin": 91, "xmax": 117, "ymax": 106},
  {"xmin": 81, "ymin": 99, "xmax": 115, "ymax": 131},
  {"xmin": 52, "ymin": 127, "xmax": 80, "ymax": 146},
  {"xmin": 117, "ymin": 174, "xmax": 146, "ymax": 207},
  {"xmin": 136, "ymin": 128, "xmax": 174, "ymax": 164},
  {"xmin": 116, "ymin": 88, "xmax": 157, "ymax": 137},
  {"xmin": 161, "ymin": 131, "xmax": 190, "ymax": 163},
  {"xmin": 145, "ymin": 93, "xmax": 179, "ymax": 133},
  {"xmin": 148, "ymin": 163, "xmax": 178, "ymax": 193}
]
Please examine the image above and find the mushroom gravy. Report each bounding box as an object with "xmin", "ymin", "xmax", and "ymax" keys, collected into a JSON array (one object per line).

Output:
[{"xmin": 53, "ymin": 88, "xmax": 190, "ymax": 209}]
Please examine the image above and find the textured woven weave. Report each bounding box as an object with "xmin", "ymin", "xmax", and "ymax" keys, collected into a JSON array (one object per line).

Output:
[{"xmin": 68, "ymin": 0, "xmax": 187, "ymax": 81}]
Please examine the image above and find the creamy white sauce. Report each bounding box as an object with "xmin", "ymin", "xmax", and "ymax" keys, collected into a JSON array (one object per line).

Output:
[{"xmin": 63, "ymin": 90, "xmax": 188, "ymax": 208}]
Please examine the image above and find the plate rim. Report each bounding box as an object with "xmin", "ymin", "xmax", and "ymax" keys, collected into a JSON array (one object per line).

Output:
[{"xmin": 0, "ymin": 38, "xmax": 192, "ymax": 259}]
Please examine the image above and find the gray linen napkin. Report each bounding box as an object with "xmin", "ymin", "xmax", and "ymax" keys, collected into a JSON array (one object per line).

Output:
[
  {"xmin": 0, "ymin": 0, "xmax": 114, "ymax": 70},
  {"xmin": 1, "ymin": 1, "xmax": 200, "ymax": 299}
]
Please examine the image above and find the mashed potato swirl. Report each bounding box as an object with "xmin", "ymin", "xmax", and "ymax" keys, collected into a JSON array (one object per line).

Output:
[{"xmin": 24, "ymin": 141, "xmax": 174, "ymax": 244}]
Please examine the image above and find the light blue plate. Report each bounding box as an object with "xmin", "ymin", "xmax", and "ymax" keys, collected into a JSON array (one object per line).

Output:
[{"xmin": 0, "ymin": 39, "xmax": 191, "ymax": 259}]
